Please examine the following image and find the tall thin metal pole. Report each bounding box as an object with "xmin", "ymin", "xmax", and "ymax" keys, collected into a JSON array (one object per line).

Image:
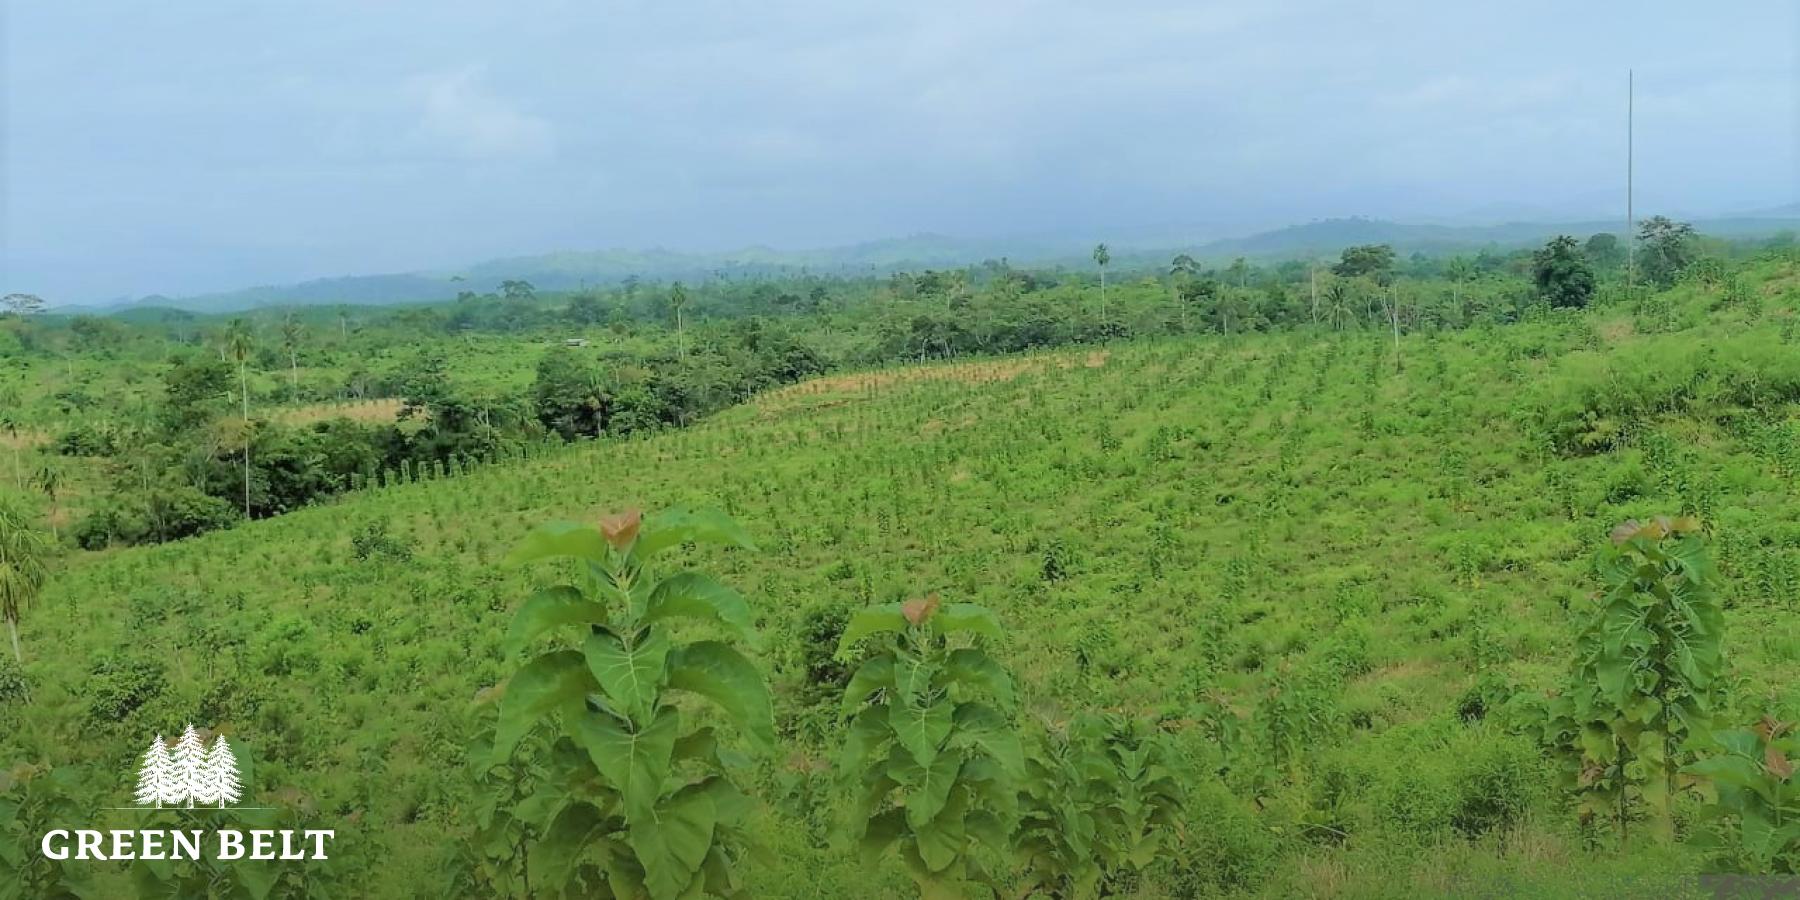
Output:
[{"xmin": 1626, "ymin": 69, "xmax": 1635, "ymax": 293}]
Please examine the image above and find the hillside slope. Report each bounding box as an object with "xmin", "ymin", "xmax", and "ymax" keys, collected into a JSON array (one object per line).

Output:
[{"xmin": 7, "ymin": 260, "xmax": 1800, "ymax": 895}]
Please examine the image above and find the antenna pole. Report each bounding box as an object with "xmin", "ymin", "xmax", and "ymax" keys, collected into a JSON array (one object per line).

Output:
[{"xmin": 1626, "ymin": 69, "xmax": 1635, "ymax": 294}]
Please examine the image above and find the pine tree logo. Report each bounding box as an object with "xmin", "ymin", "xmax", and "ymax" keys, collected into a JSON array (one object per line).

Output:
[{"xmin": 131, "ymin": 724, "xmax": 243, "ymax": 809}]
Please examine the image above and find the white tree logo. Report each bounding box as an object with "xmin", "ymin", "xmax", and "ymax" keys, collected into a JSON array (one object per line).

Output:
[{"xmin": 132, "ymin": 724, "xmax": 242, "ymax": 808}]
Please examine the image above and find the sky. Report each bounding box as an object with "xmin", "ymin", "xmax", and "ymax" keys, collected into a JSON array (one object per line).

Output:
[{"xmin": 3, "ymin": 1, "xmax": 1796, "ymax": 303}]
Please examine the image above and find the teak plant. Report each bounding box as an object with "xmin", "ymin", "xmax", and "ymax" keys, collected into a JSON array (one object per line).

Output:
[
  {"xmin": 1686, "ymin": 716, "xmax": 1800, "ymax": 873},
  {"xmin": 1540, "ymin": 516, "xmax": 1722, "ymax": 845},
  {"xmin": 491, "ymin": 508, "xmax": 775, "ymax": 900},
  {"xmin": 836, "ymin": 594, "xmax": 1023, "ymax": 898},
  {"xmin": 1015, "ymin": 713, "xmax": 1186, "ymax": 899},
  {"xmin": 0, "ymin": 765, "xmax": 93, "ymax": 900}
]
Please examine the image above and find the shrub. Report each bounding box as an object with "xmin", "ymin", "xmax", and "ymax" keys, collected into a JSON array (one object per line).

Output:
[
  {"xmin": 1686, "ymin": 715, "xmax": 1800, "ymax": 873},
  {"xmin": 83, "ymin": 654, "xmax": 167, "ymax": 727},
  {"xmin": 1535, "ymin": 516, "xmax": 1722, "ymax": 844},
  {"xmin": 1537, "ymin": 333, "xmax": 1800, "ymax": 455},
  {"xmin": 1156, "ymin": 780, "xmax": 1280, "ymax": 895},
  {"xmin": 0, "ymin": 654, "xmax": 27, "ymax": 706},
  {"xmin": 836, "ymin": 594, "xmax": 1021, "ymax": 896},
  {"xmin": 350, "ymin": 518, "xmax": 413, "ymax": 562},
  {"xmin": 484, "ymin": 508, "xmax": 774, "ymax": 899},
  {"xmin": 1016, "ymin": 713, "xmax": 1187, "ymax": 896}
]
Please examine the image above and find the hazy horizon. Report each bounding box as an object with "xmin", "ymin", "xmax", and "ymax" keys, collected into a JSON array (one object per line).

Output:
[{"xmin": 5, "ymin": 1, "xmax": 1797, "ymax": 303}]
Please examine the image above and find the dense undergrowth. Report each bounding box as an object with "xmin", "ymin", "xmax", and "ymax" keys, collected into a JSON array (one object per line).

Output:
[{"xmin": 4, "ymin": 253, "xmax": 1800, "ymax": 896}]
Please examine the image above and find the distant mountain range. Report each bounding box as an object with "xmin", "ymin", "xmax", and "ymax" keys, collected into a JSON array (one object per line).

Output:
[{"xmin": 96, "ymin": 212, "xmax": 1800, "ymax": 315}]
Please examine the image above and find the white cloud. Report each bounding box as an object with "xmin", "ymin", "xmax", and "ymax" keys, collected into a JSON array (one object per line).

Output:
[{"xmin": 407, "ymin": 66, "xmax": 554, "ymax": 160}]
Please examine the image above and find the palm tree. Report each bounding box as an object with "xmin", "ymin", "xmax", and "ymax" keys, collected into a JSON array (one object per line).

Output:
[
  {"xmin": 0, "ymin": 495, "xmax": 48, "ymax": 662},
  {"xmin": 1218, "ymin": 288, "xmax": 1247, "ymax": 338},
  {"xmin": 1324, "ymin": 282, "xmax": 1354, "ymax": 332},
  {"xmin": 1381, "ymin": 284, "xmax": 1403, "ymax": 370},
  {"xmin": 32, "ymin": 461, "xmax": 61, "ymax": 540},
  {"xmin": 1227, "ymin": 256, "xmax": 1250, "ymax": 289},
  {"xmin": 669, "ymin": 283, "xmax": 690, "ymax": 360},
  {"xmin": 280, "ymin": 316, "xmax": 304, "ymax": 401},
  {"xmin": 1169, "ymin": 254, "xmax": 1200, "ymax": 330},
  {"xmin": 1309, "ymin": 264, "xmax": 1320, "ymax": 326},
  {"xmin": 1092, "ymin": 243, "xmax": 1112, "ymax": 326},
  {"xmin": 224, "ymin": 320, "xmax": 254, "ymax": 517},
  {"xmin": 0, "ymin": 415, "xmax": 20, "ymax": 492}
]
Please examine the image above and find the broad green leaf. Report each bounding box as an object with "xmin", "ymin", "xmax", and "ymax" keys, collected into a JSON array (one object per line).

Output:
[
  {"xmin": 666, "ymin": 641, "xmax": 776, "ymax": 753},
  {"xmin": 602, "ymin": 853, "xmax": 649, "ymax": 899},
  {"xmin": 853, "ymin": 766, "xmax": 901, "ymax": 826},
  {"xmin": 1593, "ymin": 649, "xmax": 1635, "ymax": 705},
  {"xmin": 673, "ymin": 726, "xmax": 749, "ymax": 770},
  {"xmin": 493, "ymin": 650, "xmax": 595, "ymax": 764},
  {"xmin": 1688, "ymin": 755, "xmax": 1777, "ymax": 804},
  {"xmin": 233, "ymin": 860, "xmax": 280, "ymax": 900},
  {"xmin": 635, "ymin": 508, "xmax": 758, "ymax": 560},
  {"xmin": 894, "ymin": 655, "xmax": 938, "ymax": 705},
  {"xmin": 897, "ymin": 842, "xmax": 966, "ymax": 897},
  {"xmin": 584, "ymin": 628, "xmax": 672, "ymax": 722},
  {"xmin": 912, "ymin": 784, "xmax": 971, "ymax": 873},
  {"xmin": 511, "ymin": 795, "xmax": 563, "ymax": 840},
  {"xmin": 573, "ymin": 705, "xmax": 681, "ymax": 821},
  {"xmin": 700, "ymin": 845, "xmax": 739, "ymax": 898},
  {"xmin": 507, "ymin": 521, "xmax": 612, "ymax": 566},
  {"xmin": 964, "ymin": 810, "xmax": 1009, "ymax": 854},
  {"xmin": 684, "ymin": 774, "xmax": 754, "ymax": 825},
  {"xmin": 840, "ymin": 705, "xmax": 892, "ymax": 777},
  {"xmin": 948, "ymin": 702, "xmax": 1024, "ymax": 778},
  {"xmin": 938, "ymin": 648, "xmax": 1014, "ymax": 708},
  {"xmin": 837, "ymin": 605, "xmax": 908, "ymax": 655},
  {"xmin": 892, "ymin": 698, "xmax": 955, "ymax": 767},
  {"xmin": 933, "ymin": 604, "xmax": 1003, "ymax": 642},
  {"xmin": 966, "ymin": 757, "xmax": 1021, "ymax": 818},
  {"xmin": 629, "ymin": 786, "xmax": 717, "ymax": 900},
  {"xmin": 506, "ymin": 585, "xmax": 607, "ymax": 655},
  {"xmin": 643, "ymin": 573, "xmax": 754, "ymax": 639},
  {"xmin": 530, "ymin": 802, "xmax": 618, "ymax": 891},
  {"xmin": 860, "ymin": 808, "xmax": 907, "ymax": 867},
  {"xmin": 842, "ymin": 655, "xmax": 897, "ymax": 718},
  {"xmin": 892, "ymin": 748, "xmax": 963, "ymax": 829}
]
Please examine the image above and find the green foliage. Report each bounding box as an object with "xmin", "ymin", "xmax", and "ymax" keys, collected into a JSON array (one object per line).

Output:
[
  {"xmin": 1332, "ymin": 244, "xmax": 1396, "ymax": 281},
  {"xmin": 0, "ymin": 493, "xmax": 49, "ymax": 660},
  {"xmin": 0, "ymin": 654, "xmax": 26, "ymax": 706},
  {"xmin": 127, "ymin": 805, "xmax": 345, "ymax": 900},
  {"xmin": 530, "ymin": 347, "xmax": 614, "ymax": 440},
  {"xmin": 1533, "ymin": 235, "xmax": 1597, "ymax": 309},
  {"xmin": 0, "ymin": 765, "xmax": 94, "ymax": 900},
  {"xmin": 1014, "ymin": 713, "xmax": 1186, "ymax": 898},
  {"xmin": 349, "ymin": 518, "xmax": 413, "ymax": 562},
  {"xmin": 1686, "ymin": 715, "xmax": 1800, "ymax": 873},
  {"xmin": 1537, "ymin": 516, "xmax": 1722, "ymax": 843},
  {"xmin": 1585, "ymin": 233, "xmax": 1625, "ymax": 271},
  {"xmin": 487, "ymin": 508, "xmax": 773, "ymax": 899},
  {"xmin": 8, "ymin": 250, "xmax": 1800, "ymax": 893},
  {"xmin": 836, "ymin": 594, "xmax": 1021, "ymax": 897},
  {"xmin": 1637, "ymin": 216, "xmax": 1699, "ymax": 287},
  {"xmin": 1535, "ymin": 331, "xmax": 1800, "ymax": 455}
]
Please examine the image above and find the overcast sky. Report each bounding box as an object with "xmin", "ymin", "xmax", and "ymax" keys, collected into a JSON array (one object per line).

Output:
[{"xmin": 4, "ymin": 1, "xmax": 1796, "ymax": 303}]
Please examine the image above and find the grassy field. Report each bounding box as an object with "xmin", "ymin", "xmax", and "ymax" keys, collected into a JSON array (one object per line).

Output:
[{"xmin": 5, "ymin": 258, "xmax": 1800, "ymax": 896}]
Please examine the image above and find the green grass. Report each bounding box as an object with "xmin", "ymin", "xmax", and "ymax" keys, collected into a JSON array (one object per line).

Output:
[{"xmin": 7, "ymin": 261, "xmax": 1800, "ymax": 895}]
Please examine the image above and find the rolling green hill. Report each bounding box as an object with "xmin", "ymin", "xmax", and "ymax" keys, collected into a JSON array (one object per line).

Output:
[
  {"xmin": 93, "ymin": 214, "xmax": 1800, "ymax": 314},
  {"xmin": 6, "ymin": 256, "xmax": 1800, "ymax": 896}
]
